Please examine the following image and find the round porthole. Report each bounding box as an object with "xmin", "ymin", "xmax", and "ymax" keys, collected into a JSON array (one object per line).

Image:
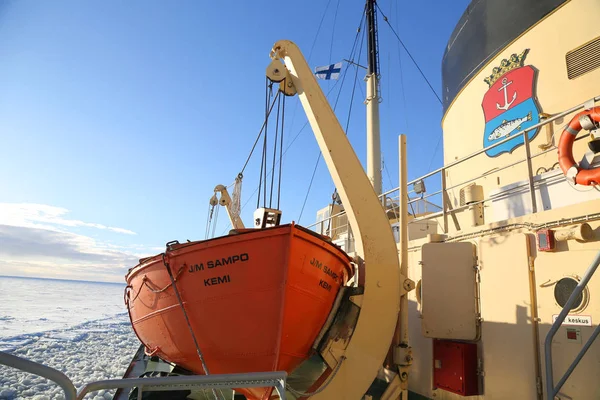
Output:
[{"xmin": 554, "ymin": 277, "xmax": 587, "ymax": 312}]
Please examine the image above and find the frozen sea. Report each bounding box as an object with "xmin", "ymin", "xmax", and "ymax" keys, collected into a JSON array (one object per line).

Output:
[{"xmin": 0, "ymin": 276, "xmax": 141, "ymax": 399}]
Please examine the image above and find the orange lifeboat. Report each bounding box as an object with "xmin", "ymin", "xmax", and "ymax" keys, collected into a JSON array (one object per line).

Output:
[{"xmin": 125, "ymin": 223, "xmax": 353, "ymax": 400}]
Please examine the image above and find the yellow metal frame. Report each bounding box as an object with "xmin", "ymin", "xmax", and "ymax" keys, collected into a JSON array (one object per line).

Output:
[{"xmin": 267, "ymin": 40, "xmax": 404, "ymax": 399}]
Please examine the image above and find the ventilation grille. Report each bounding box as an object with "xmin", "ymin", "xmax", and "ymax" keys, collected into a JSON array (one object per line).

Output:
[
  {"xmin": 566, "ymin": 36, "xmax": 600, "ymax": 80},
  {"xmin": 459, "ymin": 183, "xmax": 474, "ymax": 207}
]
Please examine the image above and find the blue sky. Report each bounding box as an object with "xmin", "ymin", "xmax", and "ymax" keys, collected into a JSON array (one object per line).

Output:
[{"xmin": 0, "ymin": 0, "xmax": 469, "ymax": 282}]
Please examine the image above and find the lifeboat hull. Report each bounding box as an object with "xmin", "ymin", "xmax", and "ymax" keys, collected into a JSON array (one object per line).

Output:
[{"xmin": 125, "ymin": 223, "xmax": 352, "ymax": 400}]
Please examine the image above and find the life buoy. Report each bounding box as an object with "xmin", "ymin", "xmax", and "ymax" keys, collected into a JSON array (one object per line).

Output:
[{"xmin": 557, "ymin": 106, "xmax": 600, "ymax": 186}]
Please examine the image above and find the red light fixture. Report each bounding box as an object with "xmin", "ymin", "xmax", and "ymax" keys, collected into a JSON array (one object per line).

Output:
[{"xmin": 537, "ymin": 229, "xmax": 555, "ymax": 251}]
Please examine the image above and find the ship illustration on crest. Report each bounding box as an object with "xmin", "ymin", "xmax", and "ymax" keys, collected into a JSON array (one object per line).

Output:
[{"xmin": 482, "ymin": 49, "xmax": 542, "ymax": 157}]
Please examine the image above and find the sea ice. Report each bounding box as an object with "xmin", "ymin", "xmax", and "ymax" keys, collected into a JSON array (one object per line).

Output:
[{"xmin": 0, "ymin": 314, "xmax": 140, "ymax": 400}]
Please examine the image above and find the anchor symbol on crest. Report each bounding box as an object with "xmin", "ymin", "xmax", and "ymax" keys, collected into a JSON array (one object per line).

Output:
[{"xmin": 496, "ymin": 77, "xmax": 517, "ymax": 110}]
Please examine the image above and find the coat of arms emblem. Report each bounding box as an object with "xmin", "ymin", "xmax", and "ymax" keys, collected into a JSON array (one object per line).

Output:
[{"xmin": 482, "ymin": 49, "xmax": 542, "ymax": 157}]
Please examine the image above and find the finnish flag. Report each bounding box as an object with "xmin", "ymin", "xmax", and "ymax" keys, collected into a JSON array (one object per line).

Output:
[{"xmin": 315, "ymin": 62, "xmax": 342, "ymax": 80}]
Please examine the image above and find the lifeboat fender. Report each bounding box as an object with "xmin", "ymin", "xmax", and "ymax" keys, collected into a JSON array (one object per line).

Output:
[{"xmin": 558, "ymin": 106, "xmax": 600, "ymax": 186}]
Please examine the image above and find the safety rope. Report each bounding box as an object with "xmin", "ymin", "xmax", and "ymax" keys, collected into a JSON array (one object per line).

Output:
[
  {"xmin": 285, "ymin": 356, "xmax": 346, "ymax": 397},
  {"xmin": 160, "ymin": 252, "xmax": 221, "ymax": 400}
]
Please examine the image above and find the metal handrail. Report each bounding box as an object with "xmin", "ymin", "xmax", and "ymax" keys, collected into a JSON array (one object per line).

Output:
[
  {"xmin": 406, "ymin": 96, "xmax": 600, "ymax": 186},
  {"xmin": 307, "ymin": 96, "xmax": 599, "ymax": 235},
  {"xmin": 0, "ymin": 351, "xmax": 77, "ymax": 399},
  {"xmin": 0, "ymin": 351, "xmax": 288, "ymax": 400},
  {"xmin": 544, "ymin": 250, "xmax": 600, "ymax": 399}
]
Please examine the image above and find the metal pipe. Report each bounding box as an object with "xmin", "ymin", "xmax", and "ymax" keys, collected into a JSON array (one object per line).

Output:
[
  {"xmin": 306, "ymin": 109, "xmax": 593, "ymax": 233},
  {"xmin": 0, "ymin": 351, "xmax": 77, "ymax": 400},
  {"xmin": 552, "ymin": 324, "xmax": 600, "ymax": 396},
  {"xmin": 366, "ymin": 72, "xmax": 382, "ymax": 195},
  {"xmin": 77, "ymin": 372, "xmax": 288, "ymax": 400},
  {"xmin": 545, "ymin": 250, "xmax": 600, "ymax": 398},
  {"xmin": 523, "ymin": 128, "xmax": 538, "ymax": 213},
  {"xmin": 441, "ymin": 167, "xmax": 448, "ymax": 233},
  {"xmin": 396, "ymin": 135, "xmax": 410, "ymax": 397},
  {"xmin": 526, "ymin": 256, "xmax": 543, "ymax": 400},
  {"xmin": 398, "ymin": 134, "xmax": 409, "ymax": 346}
]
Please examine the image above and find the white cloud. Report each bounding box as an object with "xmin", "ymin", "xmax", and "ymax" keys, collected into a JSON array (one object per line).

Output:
[
  {"xmin": 0, "ymin": 203, "xmax": 136, "ymax": 235},
  {"xmin": 0, "ymin": 203, "xmax": 156, "ymax": 282}
]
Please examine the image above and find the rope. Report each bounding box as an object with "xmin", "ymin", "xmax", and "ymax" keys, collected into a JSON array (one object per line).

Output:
[
  {"xmin": 269, "ymin": 93, "xmax": 282, "ymax": 208},
  {"xmin": 205, "ymin": 204, "xmax": 214, "ymax": 240},
  {"xmin": 218, "ymin": 11, "xmax": 362, "ymax": 235},
  {"xmin": 160, "ymin": 253, "xmax": 221, "ymax": 400},
  {"xmin": 142, "ymin": 266, "xmax": 186, "ymax": 293},
  {"xmin": 218, "ymin": 81, "xmax": 344, "ymax": 237},
  {"xmin": 126, "ymin": 264, "xmax": 186, "ymax": 306},
  {"xmin": 239, "ymin": 91, "xmax": 281, "ymax": 177},
  {"xmin": 211, "ymin": 205, "xmax": 219, "ymax": 238},
  {"xmin": 286, "ymin": 356, "xmax": 346, "ymax": 397},
  {"xmin": 393, "ymin": 0, "xmax": 409, "ymax": 135},
  {"xmin": 298, "ymin": 153, "xmax": 323, "ymax": 223},
  {"xmin": 375, "ymin": 3, "xmax": 442, "ymax": 106},
  {"xmin": 299, "ymin": 14, "xmax": 366, "ymax": 223},
  {"xmin": 258, "ymin": 79, "xmax": 271, "ymax": 208},
  {"xmin": 277, "ymin": 92, "xmax": 286, "ymax": 209}
]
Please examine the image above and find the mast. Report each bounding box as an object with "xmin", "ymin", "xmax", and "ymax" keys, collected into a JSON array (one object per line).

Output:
[{"xmin": 366, "ymin": 0, "xmax": 382, "ymax": 195}]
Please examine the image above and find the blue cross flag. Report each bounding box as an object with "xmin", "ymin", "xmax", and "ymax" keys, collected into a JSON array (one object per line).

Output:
[{"xmin": 315, "ymin": 62, "xmax": 342, "ymax": 80}]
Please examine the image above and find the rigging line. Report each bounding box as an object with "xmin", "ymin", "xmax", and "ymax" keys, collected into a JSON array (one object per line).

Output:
[
  {"xmin": 308, "ymin": 0, "xmax": 334, "ymax": 64},
  {"xmin": 269, "ymin": 93, "xmax": 282, "ymax": 208},
  {"xmin": 220, "ymin": 79, "xmax": 348, "ymax": 236},
  {"xmin": 375, "ymin": 3, "xmax": 443, "ymax": 105},
  {"xmin": 298, "ymin": 153, "xmax": 322, "ymax": 223},
  {"xmin": 394, "ymin": 0, "xmax": 410, "ymax": 134},
  {"xmin": 322, "ymin": 30, "xmax": 365, "ymax": 231},
  {"xmin": 345, "ymin": 25, "xmax": 366, "ymax": 134},
  {"xmin": 277, "ymin": 91, "xmax": 286, "ymax": 209},
  {"xmin": 427, "ymin": 133, "xmax": 444, "ymax": 171},
  {"xmin": 219, "ymin": 11, "xmax": 366, "ymax": 234},
  {"xmin": 211, "ymin": 205, "xmax": 219, "ymax": 238},
  {"xmin": 298, "ymin": 25, "xmax": 364, "ymax": 223},
  {"xmin": 329, "ymin": 0, "xmax": 341, "ymax": 62},
  {"xmin": 327, "ymin": 0, "xmax": 342, "ymax": 92},
  {"xmin": 284, "ymin": 9, "xmax": 365, "ymax": 155},
  {"xmin": 205, "ymin": 204, "xmax": 213, "ymax": 240},
  {"xmin": 287, "ymin": 0, "xmax": 334, "ymax": 140},
  {"xmin": 264, "ymin": 84, "xmax": 273, "ymax": 206},
  {"xmin": 388, "ymin": 0, "xmax": 439, "ymax": 174},
  {"xmin": 239, "ymin": 91, "xmax": 281, "ymax": 176},
  {"xmin": 257, "ymin": 79, "xmax": 269, "ymax": 208}
]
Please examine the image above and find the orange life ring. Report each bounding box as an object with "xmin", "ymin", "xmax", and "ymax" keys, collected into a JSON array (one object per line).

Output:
[{"xmin": 557, "ymin": 106, "xmax": 600, "ymax": 186}]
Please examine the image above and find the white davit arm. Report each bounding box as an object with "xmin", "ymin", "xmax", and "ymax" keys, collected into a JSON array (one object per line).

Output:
[
  {"xmin": 211, "ymin": 184, "xmax": 245, "ymax": 230},
  {"xmin": 267, "ymin": 40, "xmax": 405, "ymax": 399}
]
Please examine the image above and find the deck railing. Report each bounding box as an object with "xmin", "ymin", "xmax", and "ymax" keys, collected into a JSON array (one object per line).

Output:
[
  {"xmin": 308, "ymin": 96, "xmax": 600, "ymax": 240},
  {"xmin": 0, "ymin": 351, "xmax": 288, "ymax": 400},
  {"xmin": 544, "ymin": 250, "xmax": 600, "ymax": 399}
]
